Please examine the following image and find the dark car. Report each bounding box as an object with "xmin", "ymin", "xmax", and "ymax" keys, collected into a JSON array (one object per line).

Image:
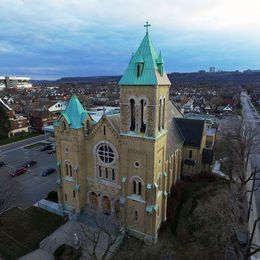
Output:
[
  {"xmin": 42, "ymin": 168, "xmax": 56, "ymax": 177},
  {"xmin": 11, "ymin": 167, "xmax": 27, "ymax": 177},
  {"xmin": 40, "ymin": 144, "xmax": 53, "ymax": 152},
  {"xmin": 22, "ymin": 160, "xmax": 37, "ymax": 168},
  {"xmin": 0, "ymin": 162, "xmax": 5, "ymax": 167}
]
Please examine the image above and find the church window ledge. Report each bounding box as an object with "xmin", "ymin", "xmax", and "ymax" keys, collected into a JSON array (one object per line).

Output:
[
  {"xmin": 63, "ymin": 176, "xmax": 75, "ymax": 183},
  {"xmin": 145, "ymin": 204, "xmax": 158, "ymax": 213},
  {"xmin": 87, "ymin": 176, "xmax": 121, "ymax": 189},
  {"xmin": 157, "ymin": 190, "xmax": 163, "ymax": 199},
  {"xmin": 127, "ymin": 194, "xmax": 145, "ymax": 204}
]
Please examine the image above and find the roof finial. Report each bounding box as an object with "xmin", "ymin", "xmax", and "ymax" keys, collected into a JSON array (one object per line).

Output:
[{"xmin": 144, "ymin": 21, "xmax": 151, "ymax": 34}]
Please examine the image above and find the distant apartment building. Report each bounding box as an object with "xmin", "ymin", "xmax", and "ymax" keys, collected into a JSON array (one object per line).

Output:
[
  {"xmin": 0, "ymin": 99, "xmax": 29, "ymax": 137},
  {"xmin": 0, "ymin": 76, "xmax": 32, "ymax": 90},
  {"xmin": 209, "ymin": 67, "xmax": 215, "ymax": 73}
]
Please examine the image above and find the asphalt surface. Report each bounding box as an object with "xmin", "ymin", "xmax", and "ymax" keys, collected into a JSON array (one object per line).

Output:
[
  {"xmin": 241, "ymin": 91, "xmax": 260, "ymax": 217},
  {"xmin": 0, "ymin": 136, "xmax": 57, "ymax": 210}
]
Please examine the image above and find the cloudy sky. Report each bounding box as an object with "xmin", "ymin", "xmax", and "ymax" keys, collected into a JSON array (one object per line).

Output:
[{"xmin": 1, "ymin": 0, "xmax": 260, "ymax": 79}]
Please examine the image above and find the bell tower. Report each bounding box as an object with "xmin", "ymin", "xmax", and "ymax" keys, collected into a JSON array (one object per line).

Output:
[
  {"xmin": 119, "ymin": 25, "xmax": 170, "ymax": 138},
  {"xmin": 119, "ymin": 23, "xmax": 171, "ymax": 242}
]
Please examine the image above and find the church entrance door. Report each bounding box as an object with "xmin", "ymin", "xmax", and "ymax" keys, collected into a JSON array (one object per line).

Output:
[
  {"xmin": 89, "ymin": 192, "xmax": 98, "ymax": 209},
  {"xmin": 102, "ymin": 196, "xmax": 111, "ymax": 215}
]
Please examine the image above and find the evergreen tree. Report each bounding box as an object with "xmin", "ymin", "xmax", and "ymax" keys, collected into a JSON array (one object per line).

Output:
[{"xmin": 0, "ymin": 106, "xmax": 11, "ymax": 139}]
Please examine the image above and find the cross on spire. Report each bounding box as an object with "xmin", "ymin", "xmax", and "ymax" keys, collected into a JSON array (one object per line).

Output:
[{"xmin": 144, "ymin": 21, "xmax": 151, "ymax": 34}]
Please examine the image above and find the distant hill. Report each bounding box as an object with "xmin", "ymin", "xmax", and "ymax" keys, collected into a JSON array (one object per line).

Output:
[
  {"xmin": 33, "ymin": 71, "xmax": 260, "ymax": 86},
  {"xmin": 55, "ymin": 76, "xmax": 120, "ymax": 84}
]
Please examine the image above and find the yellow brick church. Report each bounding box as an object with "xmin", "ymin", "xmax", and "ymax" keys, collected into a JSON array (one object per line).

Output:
[{"xmin": 54, "ymin": 28, "xmax": 214, "ymax": 243}]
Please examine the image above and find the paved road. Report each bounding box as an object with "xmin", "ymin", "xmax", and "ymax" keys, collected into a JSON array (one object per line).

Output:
[
  {"xmin": 241, "ymin": 91, "xmax": 260, "ymax": 222},
  {"xmin": 0, "ymin": 139, "xmax": 57, "ymax": 211},
  {"xmin": 0, "ymin": 134, "xmax": 49, "ymax": 154}
]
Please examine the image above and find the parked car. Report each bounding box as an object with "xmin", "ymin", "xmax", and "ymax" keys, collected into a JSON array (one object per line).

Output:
[
  {"xmin": 22, "ymin": 160, "xmax": 37, "ymax": 168},
  {"xmin": 11, "ymin": 167, "xmax": 27, "ymax": 177},
  {"xmin": 40, "ymin": 144, "xmax": 54, "ymax": 152},
  {"xmin": 48, "ymin": 148, "xmax": 56, "ymax": 154},
  {"xmin": 41, "ymin": 168, "xmax": 56, "ymax": 177},
  {"xmin": 0, "ymin": 162, "xmax": 5, "ymax": 167}
]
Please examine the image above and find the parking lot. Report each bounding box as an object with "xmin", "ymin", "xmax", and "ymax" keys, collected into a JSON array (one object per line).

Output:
[{"xmin": 0, "ymin": 142, "xmax": 57, "ymax": 210}]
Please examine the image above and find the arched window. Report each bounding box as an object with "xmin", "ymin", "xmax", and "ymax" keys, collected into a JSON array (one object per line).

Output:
[
  {"xmin": 189, "ymin": 150, "xmax": 192, "ymax": 158},
  {"xmin": 162, "ymin": 98, "xmax": 165, "ymax": 129},
  {"xmin": 140, "ymin": 99, "xmax": 146, "ymax": 133},
  {"xmin": 62, "ymin": 121, "xmax": 66, "ymax": 131},
  {"xmin": 133, "ymin": 181, "xmax": 136, "ymax": 194},
  {"xmin": 132, "ymin": 178, "xmax": 143, "ymax": 197},
  {"xmin": 112, "ymin": 169, "xmax": 115, "ymax": 180},
  {"xmin": 95, "ymin": 142, "xmax": 117, "ymax": 182},
  {"xmin": 103, "ymin": 126, "xmax": 106, "ymax": 136},
  {"xmin": 138, "ymin": 182, "xmax": 142, "ymax": 195},
  {"xmin": 134, "ymin": 210, "xmax": 138, "ymax": 221},
  {"xmin": 130, "ymin": 99, "xmax": 135, "ymax": 131},
  {"xmin": 64, "ymin": 162, "xmax": 73, "ymax": 177},
  {"xmin": 86, "ymin": 120, "xmax": 90, "ymax": 135},
  {"xmin": 158, "ymin": 99, "xmax": 162, "ymax": 131}
]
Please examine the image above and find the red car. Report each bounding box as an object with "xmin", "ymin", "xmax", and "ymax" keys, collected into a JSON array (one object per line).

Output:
[{"xmin": 11, "ymin": 167, "xmax": 27, "ymax": 177}]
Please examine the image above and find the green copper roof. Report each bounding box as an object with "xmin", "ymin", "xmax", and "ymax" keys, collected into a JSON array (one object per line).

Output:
[
  {"xmin": 60, "ymin": 95, "xmax": 87, "ymax": 129},
  {"xmin": 119, "ymin": 33, "xmax": 171, "ymax": 86}
]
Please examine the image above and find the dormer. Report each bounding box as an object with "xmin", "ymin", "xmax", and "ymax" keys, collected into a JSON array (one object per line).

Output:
[
  {"xmin": 156, "ymin": 52, "xmax": 164, "ymax": 76},
  {"xmin": 135, "ymin": 53, "xmax": 144, "ymax": 77}
]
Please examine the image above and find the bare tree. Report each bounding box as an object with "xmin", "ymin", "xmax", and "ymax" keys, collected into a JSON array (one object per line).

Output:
[
  {"xmin": 177, "ymin": 188, "xmax": 246, "ymax": 259},
  {"xmin": 220, "ymin": 119, "xmax": 260, "ymax": 188},
  {"xmin": 245, "ymin": 217, "xmax": 260, "ymax": 259},
  {"xmin": 78, "ymin": 209, "xmax": 124, "ymax": 260}
]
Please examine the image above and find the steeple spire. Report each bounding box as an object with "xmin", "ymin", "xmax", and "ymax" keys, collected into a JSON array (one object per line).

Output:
[{"xmin": 119, "ymin": 25, "xmax": 170, "ymax": 86}]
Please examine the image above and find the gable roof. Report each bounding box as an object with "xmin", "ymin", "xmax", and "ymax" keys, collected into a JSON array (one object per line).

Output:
[
  {"xmin": 174, "ymin": 118, "xmax": 205, "ymax": 148},
  {"xmin": 107, "ymin": 113, "xmax": 120, "ymax": 134},
  {"xmin": 166, "ymin": 102, "xmax": 185, "ymax": 157},
  {"xmin": 119, "ymin": 33, "xmax": 171, "ymax": 86},
  {"xmin": 59, "ymin": 95, "xmax": 87, "ymax": 129},
  {"xmin": 0, "ymin": 98, "xmax": 12, "ymax": 112}
]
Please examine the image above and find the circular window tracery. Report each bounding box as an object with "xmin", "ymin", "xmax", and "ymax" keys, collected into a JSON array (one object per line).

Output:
[{"xmin": 97, "ymin": 144, "xmax": 115, "ymax": 164}]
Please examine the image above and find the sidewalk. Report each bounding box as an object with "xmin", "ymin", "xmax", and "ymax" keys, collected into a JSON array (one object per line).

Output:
[{"xmin": 246, "ymin": 164, "xmax": 260, "ymax": 260}]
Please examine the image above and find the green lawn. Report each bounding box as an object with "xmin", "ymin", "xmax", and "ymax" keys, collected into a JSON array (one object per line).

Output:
[
  {"xmin": 0, "ymin": 207, "xmax": 65, "ymax": 259},
  {"xmin": 0, "ymin": 132, "xmax": 43, "ymax": 146}
]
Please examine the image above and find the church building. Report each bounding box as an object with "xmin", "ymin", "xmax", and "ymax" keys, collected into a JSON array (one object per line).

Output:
[{"xmin": 54, "ymin": 27, "xmax": 214, "ymax": 243}]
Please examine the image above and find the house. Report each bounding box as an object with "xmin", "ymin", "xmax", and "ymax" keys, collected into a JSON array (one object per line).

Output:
[
  {"xmin": 0, "ymin": 99, "xmax": 29, "ymax": 137},
  {"xmin": 30, "ymin": 101, "xmax": 67, "ymax": 131}
]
